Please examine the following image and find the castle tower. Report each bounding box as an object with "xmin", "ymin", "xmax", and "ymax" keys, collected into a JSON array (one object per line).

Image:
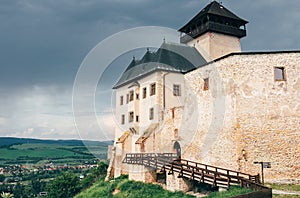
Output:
[{"xmin": 179, "ymin": 1, "xmax": 248, "ymax": 60}]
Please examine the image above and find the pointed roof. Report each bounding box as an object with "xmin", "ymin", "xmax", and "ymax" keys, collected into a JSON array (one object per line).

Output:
[
  {"xmin": 113, "ymin": 42, "xmax": 207, "ymax": 89},
  {"xmin": 117, "ymin": 131, "xmax": 130, "ymax": 143},
  {"xmin": 135, "ymin": 123, "xmax": 159, "ymax": 144},
  {"xmin": 179, "ymin": 1, "xmax": 248, "ymax": 33}
]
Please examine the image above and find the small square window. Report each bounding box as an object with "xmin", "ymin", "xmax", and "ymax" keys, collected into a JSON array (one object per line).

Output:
[
  {"xmin": 120, "ymin": 96, "xmax": 124, "ymax": 105},
  {"xmin": 129, "ymin": 90, "xmax": 134, "ymax": 101},
  {"xmin": 174, "ymin": 129, "xmax": 178, "ymax": 139},
  {"xmin": 149, "ymin": 108, "xmax": 154, "ymax": 120},
  {"xmin": 203, "ymin": 78, "xmax": 209, "ymax": 91},
  {"xmin": 173, "ymin": 84, "xmax": 181, "ymax": 96},
  {"xmin": 121, "ymin": 114, "xmax": 125, "ymax": 125},
  {"xmin": 150, "ymin": 83, "xmax": 156, "ymax": 96},
  {"xmin": 129, "ymin": 112, "xmax": 134, "ymax": 123},
  {"xmin": 142, "ymin": 87, "xmax": 147, "ymax": 99},
  {"xmin": 274, "ymin": 67, "xmax": 286, "ymax": 81}
]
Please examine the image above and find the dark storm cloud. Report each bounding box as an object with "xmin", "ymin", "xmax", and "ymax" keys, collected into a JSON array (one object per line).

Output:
[
  {"xmin": 1, "ymin": 0, "xmax": 299, "ymax": 87},
  {"xmin": 0, "ymin": 0, "xmax": 299, "ymax": 140}
]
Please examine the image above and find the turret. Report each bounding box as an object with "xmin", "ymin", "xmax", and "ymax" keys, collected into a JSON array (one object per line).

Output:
[{"xmin": 179, "ymin": 1, "xmax": 248, "ymax": 60}]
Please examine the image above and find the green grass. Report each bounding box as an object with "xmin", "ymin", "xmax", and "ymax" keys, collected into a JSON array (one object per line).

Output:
[
  {"xmin": 204, "ymin": 186, "xmax": 252, "ymax": 198},
  {"xmin": 75, "ymin": 175, "xmax": 195, "ymax": 198},
  {"xmin": 0, "ymin": 143, "xmax": 108, "ymax": 165},
  {"xmin": 76, "ymin": 176, "xmax": 257, "ymax": 198}
]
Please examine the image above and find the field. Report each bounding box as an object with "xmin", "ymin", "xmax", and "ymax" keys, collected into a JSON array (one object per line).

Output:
[{"xmin": 0, "ymin": 137, "xmax": 113, "ymax": 166}]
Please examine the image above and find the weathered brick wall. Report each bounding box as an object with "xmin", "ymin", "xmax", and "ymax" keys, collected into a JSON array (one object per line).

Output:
[
  {"xmin": 230, "ymin": 53, "xmax": 300, "ymax": 183},
  {"xmin": 184, "ymin": 52, "xmax": 300, "ymax": 183}
]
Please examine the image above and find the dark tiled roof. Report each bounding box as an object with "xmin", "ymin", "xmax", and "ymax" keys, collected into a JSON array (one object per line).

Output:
[
  {"xmin": 113, "ymin": 42, "xmax": 207, "ymax": 89},
  {"xmin": 179, "ymin": 1, "xmax": 248, "ymax": 33}
]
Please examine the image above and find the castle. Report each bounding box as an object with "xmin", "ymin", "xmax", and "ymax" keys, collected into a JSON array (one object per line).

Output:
[{"xmin": 108, "ymin": 1, "xmax": 300, "ymax": 190}]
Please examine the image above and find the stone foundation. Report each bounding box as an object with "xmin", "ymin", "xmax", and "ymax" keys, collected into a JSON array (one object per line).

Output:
[{"xmin": 166, "ymin": 172, "xmax": 193, "ymax": 192}]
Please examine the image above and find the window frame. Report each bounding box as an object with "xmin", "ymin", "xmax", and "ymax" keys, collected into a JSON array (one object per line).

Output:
[
  {"xmin": 274, "ymin": 67, "xmax": 286, "ymax": 81},
  {"xmin": 120, "ymin": 96, "xmax": 124, "ymax": 105},
  {"xmin": 142, "ymin": 87, "xmax": 147, "ymax": 99},
  {"xmin": 129, "ymin": 111, "xmax": 134, "ymax": 123},
  {"xmin": 150, "ymin": 83, "xmax": 156, "ymax": 96},
  {"xmin": 173, "ymin": 84, "xmax": 181, "ymax": 96},
  {"xmin": 121, "ymin": 114, "xmax": 125, "ymax": 125},
  {"xmin": 149, "ymin": 108, "xmax": 154, "ymax": 120},
  {"xmin": 129, "ymin": 90, "xmax": 134, "ymax": 102},
  {"xmin": 203, "ymin": 78, "xmax": 209, "ymax": 91}
]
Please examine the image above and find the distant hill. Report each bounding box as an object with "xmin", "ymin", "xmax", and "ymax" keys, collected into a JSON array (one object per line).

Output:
[
  {"xmin": 0, "ymin": 137, "xmax": 113, "ymax": 147},
  {"xmin": 0, "ymin": 137, "xmax": 113, "ymax": 165}
]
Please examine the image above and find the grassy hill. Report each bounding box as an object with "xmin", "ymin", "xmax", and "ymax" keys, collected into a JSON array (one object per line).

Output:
[
  {"xmin": 0, "ymin": 137, "xmax": 113, "ymax": 165},
  {"xmin": 75, "ymin": 175, "xmax": 195, "ymax": 198},
  {"xmin": 75, "ymin": 175, "xmax": 255, "ymax": 198},
  {"xmin": 0, "ymin": 137, "xmax": 113, "ymax": 147}
]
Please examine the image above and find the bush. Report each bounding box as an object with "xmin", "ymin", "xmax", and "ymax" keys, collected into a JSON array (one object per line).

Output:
[{"xmin": 46, "ymin": 172, "xmax": 81, "ymax": 198}]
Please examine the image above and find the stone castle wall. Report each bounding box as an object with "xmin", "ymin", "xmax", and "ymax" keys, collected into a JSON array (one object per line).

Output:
[
  {"xmin": 184, "ymin": 52, "xmax": 300, "ymax": 183},
  {"xmin": 112, "ymin": 52, "xmax": 300, "ymax": 185}
]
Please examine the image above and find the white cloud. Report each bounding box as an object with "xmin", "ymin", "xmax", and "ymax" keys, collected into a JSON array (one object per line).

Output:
[{"xmin": 0, "ymin": 85, "xmax": 114, "ymax": 140}]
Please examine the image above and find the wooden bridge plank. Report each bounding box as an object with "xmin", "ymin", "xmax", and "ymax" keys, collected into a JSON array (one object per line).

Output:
[{"xmin": 122, "ymin": 153, "xmax": 268, "ymax": 191}]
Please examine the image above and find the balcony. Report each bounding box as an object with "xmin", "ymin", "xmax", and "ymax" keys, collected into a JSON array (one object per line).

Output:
[{"xmin": 180, "ymin": 21, "xmax": 246, "ymax": 43}]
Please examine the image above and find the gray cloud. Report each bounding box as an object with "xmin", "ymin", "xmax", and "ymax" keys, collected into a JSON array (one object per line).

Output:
[{"xmin": 0, "ymin": 0, "xmax": 299, "ymax": 139}]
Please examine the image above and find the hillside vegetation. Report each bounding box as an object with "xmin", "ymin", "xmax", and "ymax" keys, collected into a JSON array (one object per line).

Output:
[
  {"xmin": 75, "ymin": 175, "xmax": 194, "ymax": 198},
  {"xmin": 0, "ymin": 137, "xmax": 112, "ymax": 165}
]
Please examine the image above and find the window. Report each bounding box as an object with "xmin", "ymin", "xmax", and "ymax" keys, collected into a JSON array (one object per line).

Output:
[
  {"xmin": 142, "ymin": 87, "xmax": 147, "ymax": 99},
  {"xmin": 126, "ymin": 94, "xmax": 129, "ymax": 103},
  {"xmin": 203, "ymin": 78, "xmax": 209, "ymax": 91},
  {"xmin": 171, "ymin": 108, "xmax": 175, "ymax": 119},
  {"xmin": 149, "ymin": 108, "xmax": 154, "ymax": 120},
  {"xmin": 136, "ymin": 93, "xmax": 139, "ymax": 100},
  {"xmin": 120, "ymin": 96, "xmax": 124, "ymax": 105},
  {"xmin": 274, "ymin": 67, "xmax": 286, "ymax": 81},
  {"xmin": 173, "ymin": 84, "xmax": 181, "ymax": 96},
  {"xmin": 121, "ymin": 114, "xmax": 125, "ymax": 125},
  {"xmin": 129, "ymin": 112, "xmax": 134, "ymax": 123},
  {"xmin": 150, "ymin": 83, "xmax": 156, "ymax": 96},
  {"xmin": 129, "ymin": 90, "xmax": 134, "ymax": 101},
  {"xmin": 136, "ymin": 115, "xmax": 139, "ymax": 122},
  {"xmin": 174, "ymin": 129, "xmax": 178, "ymax": 139}
]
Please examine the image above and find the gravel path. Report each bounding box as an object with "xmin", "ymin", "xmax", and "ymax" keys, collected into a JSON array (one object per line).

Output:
[{"xmin": 272, "ymin": 189, "xmax": 300, "ymax": 196}]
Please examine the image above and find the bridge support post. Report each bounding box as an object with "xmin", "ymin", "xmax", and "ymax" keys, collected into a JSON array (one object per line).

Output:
[
  {"xmin": 166, "ymin": 172, "xmax": 193, "ymax": 192},
  {"xmin": 128, "ymin": 164, "xmax": 156, "ymax": 183}
]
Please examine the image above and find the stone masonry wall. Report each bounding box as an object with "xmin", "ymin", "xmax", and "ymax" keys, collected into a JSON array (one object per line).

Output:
[{"xmin": 184, "ymin": 52, "xmax": 300, "ymax": 183}]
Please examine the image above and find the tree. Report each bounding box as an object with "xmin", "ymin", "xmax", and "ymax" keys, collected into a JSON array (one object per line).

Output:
[
  {"xmin": 13, "ymin": 183, "xmax": 24, "ymax": 198},
  {"xmin": 80, "ymin": 162, "xmax": 108, "ymax": 190},
  {"xmin": 46, "ymin": 172, "xmax": 81, "ymax": 198},
  {"xmin": 0, "ymin": 174, "xmax": 5, "ymax": 182}
]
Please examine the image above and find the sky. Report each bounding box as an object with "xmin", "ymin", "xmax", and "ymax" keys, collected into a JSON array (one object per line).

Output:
[{"xmin": 0, "ymin": 0, "xmax": 299, "ymax": 141}]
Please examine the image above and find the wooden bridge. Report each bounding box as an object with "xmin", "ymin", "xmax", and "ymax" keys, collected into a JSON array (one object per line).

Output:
[{"xmin": 123, "ymin": 153, "xmax": 270, "ymax": 192}]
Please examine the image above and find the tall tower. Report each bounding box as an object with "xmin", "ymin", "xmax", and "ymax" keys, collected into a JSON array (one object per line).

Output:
[{"xmin": 179, "ymin": 1, "xmax": 248, "ymax": 61}]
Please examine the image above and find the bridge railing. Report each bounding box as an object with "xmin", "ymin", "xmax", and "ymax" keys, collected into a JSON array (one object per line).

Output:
[{"xmin": 123, "ymin": 153, "xmax": 270, "ymax": 191}]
